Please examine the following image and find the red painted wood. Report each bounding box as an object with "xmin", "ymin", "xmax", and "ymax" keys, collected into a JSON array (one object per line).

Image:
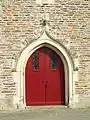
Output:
[
  {"xmin": 25, "ymin": 48, "xmax": 45, "ymax": 105},
  {"xmin": 25, "ymin": 47, "xmax": 65, "ymax": 106},
  {"xmin": 45, "ymin": 48, "xmax": 65, "ymax": 105}
]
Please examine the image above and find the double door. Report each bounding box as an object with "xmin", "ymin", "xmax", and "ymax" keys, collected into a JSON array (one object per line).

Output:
[{"xmin": 25, "ymin": 47, "xmax": 65, "ymax": 106}]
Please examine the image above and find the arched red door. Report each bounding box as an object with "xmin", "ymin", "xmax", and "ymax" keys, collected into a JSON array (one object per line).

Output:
[{"xmin": 25, "ymin": 47, "xmax": 65, "ymax": 106}]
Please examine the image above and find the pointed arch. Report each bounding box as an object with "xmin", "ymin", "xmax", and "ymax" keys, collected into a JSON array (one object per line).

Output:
[{"xmin": 16, "ymin": 34, "xmax": 74, "ymax": 108}]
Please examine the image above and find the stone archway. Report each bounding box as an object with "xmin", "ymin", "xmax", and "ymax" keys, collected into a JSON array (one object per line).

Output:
[{"xmin": 16, "ymin": 32, "xmax": 74, "ymax": 108}]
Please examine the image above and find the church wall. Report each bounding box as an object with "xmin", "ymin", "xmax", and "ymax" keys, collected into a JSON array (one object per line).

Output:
[{"xmin": 0, "ymin": 0, "xmax": 90, "ymax": 109}]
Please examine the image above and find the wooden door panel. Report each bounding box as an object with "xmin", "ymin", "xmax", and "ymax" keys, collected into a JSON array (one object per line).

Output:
[
  {"xmin": 25, "ymin": 49, "xmax": 45, "ymax": 106},
  {"xmin": 45, "ymin": 48, "xmax": 65, "ymax": 105},
  {"xmin": 25, "ymin": 47, "xmax": 65, "ymax": 106}
]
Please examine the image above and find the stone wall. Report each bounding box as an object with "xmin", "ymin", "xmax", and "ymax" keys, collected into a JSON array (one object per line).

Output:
[{"xmin": 0, "ymin": 0, "xmax": 90, "ymax": 109}]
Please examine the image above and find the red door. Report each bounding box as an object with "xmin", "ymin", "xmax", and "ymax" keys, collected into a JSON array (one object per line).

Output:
[{"xmin": 25, "ymin": 47, "xmax": 65, "ymax": 106}]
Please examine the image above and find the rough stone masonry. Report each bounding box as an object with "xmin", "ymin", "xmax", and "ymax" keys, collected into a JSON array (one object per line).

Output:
[{"xmin": 0, "ymin": 0, "xmax": 90, "ymax": 110}]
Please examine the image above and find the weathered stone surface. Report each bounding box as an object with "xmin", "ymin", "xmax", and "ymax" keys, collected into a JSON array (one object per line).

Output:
[{"xmin": 0, "ymin": 0, "xmax": 90, "ymax": 109}]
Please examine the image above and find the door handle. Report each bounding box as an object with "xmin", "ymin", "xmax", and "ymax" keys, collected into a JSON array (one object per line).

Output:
[
  {"xmin": 45, "ymin": 81, "xmax": 48, "ymax": 83},
  {"xmin": 42, "ymin": 81, "xmax": 48, "ymax": 84}
]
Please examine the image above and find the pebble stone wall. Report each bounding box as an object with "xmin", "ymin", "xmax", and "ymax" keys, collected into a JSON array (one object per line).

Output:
[{"xmin": 0, "ymin": 0, "xmax": 90, "ymax": 109}]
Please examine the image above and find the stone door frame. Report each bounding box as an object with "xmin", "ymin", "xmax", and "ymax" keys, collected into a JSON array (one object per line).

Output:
[{"xmin": 16, "ymin": 32, "xmax": 74, "ymax": 108}]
